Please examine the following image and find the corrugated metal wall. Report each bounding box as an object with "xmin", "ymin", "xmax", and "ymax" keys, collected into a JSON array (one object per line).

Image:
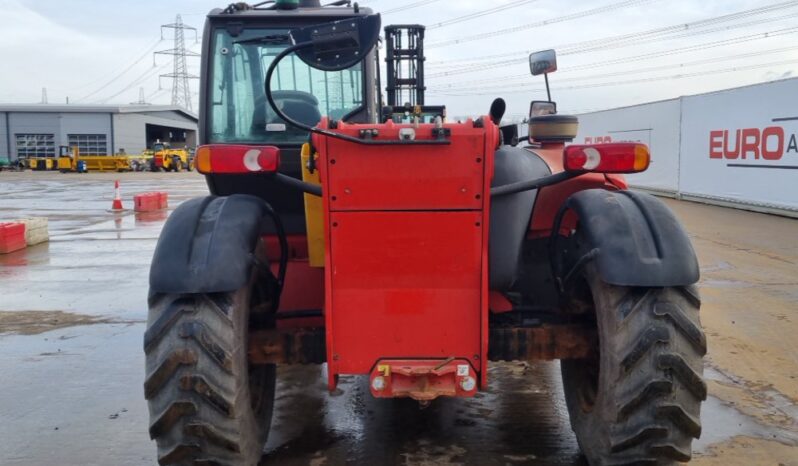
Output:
[
  {"xmin": 0, "ymin": 113, "xmax": 8, "ymax": 161},
  {"xmin": 59, "ymin": 113, "xmax": 112, "ymax": 148},
  {"xmin": 1, "ymin": 110, "xmax": 196, "ymax": 159},
  {"xmin": 6, "ymin": 112, "xmax": 111, "ymax": 159}
]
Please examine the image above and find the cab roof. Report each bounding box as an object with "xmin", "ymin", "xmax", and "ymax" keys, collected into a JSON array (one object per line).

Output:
[{"xmin": 207, "ymin": 4, "xmax": 373, "ymax": 20}]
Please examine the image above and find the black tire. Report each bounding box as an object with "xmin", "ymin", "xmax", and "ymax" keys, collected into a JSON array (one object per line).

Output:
[
  {"xmin": 561, "ymin": 260, "xmax": 706, "ymax": 465},
  {"xmin": 144, "ymin": 284, "xmax": 275, "ymax": 465}
]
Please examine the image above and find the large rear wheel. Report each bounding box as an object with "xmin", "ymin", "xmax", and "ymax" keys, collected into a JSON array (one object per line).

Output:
[
  {"xmin": 561, "ymin": 258, "xmax": 706, "ymax": 465},
  {"xmin": 144, "ymin": 282, "xmax": 275, "ymax": 465}
]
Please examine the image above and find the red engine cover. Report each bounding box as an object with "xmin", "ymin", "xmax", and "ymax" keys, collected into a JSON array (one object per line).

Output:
[{"xmin": 313, "ymin": 118, "xmax": 498, "ymax": 390}]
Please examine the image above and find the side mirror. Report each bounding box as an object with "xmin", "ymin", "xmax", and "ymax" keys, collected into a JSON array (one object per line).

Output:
[
  {"xmin": 530, "ymin": 101, "xmax": 557, "ymax": 117},
  {"xmin": 290, "ymin": 14, "xmax": 382, "ymax": 72},
  {"xmin": 529, "ymin": 49, "xmax": 557, "ymax": 76}
]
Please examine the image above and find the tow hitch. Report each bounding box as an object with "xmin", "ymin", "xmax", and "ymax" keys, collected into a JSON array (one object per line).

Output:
[{"xmin": 369, "ymin": 359, "xmax": 479, "ymax": 404}]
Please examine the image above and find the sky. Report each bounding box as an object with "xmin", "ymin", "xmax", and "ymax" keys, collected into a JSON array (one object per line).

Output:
[{"xmin": 0, "ymin": 0, "xmax": 796, "ymax": 120}]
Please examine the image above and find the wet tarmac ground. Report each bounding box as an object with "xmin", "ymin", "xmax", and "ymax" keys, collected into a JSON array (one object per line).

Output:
[{"xmin": 1, "ymin": 171, "xmax": 797, "ymax": 465}]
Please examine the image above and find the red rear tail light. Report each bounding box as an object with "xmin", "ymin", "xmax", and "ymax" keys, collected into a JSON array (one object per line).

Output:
[
  {"xmin": 196, "ymin": 145, "xmax": 280, "ymax": 174},
  {"xmin": 563, "ymin": 143, "xmax": 650, "ymax": 173}
]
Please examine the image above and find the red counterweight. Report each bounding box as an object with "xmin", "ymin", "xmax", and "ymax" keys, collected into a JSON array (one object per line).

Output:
[{"xmin": 312, "ymin": 118, "xmax": 499, "ymax": 398}]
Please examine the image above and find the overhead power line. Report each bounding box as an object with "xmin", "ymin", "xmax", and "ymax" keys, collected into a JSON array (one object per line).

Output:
[
  {"xmin": 430, "ymin": 44, "xmax": 798, "ymax": 92},
  {"xmin": 426, "ymin": 0, "xmax": 541, "ymax": 30},
  {"xmin": 383, "ymin": 0, "xmax": 444, "ymax": 15},
  {"xmin": 430, "ymin": 31, "xmax": 798, "ymax": 88},
  {"xmin": 427, "ymin": 0, "xmax": 658, "ymax": 48},
  {"xmin": 425, "ymin": 6, "xmax": 798, "ymax": 78},
  {"xmin": 96, "ymin": 59, "xmax": 174, "ymax": 104},
  {"xmin": 427, "ymin": 0, "xmax": 798, "ymax": 61},
  {"xmin": 429, "ymin": 18, "xmax": 798, "ymax": 78},
  {"xmin": 146, "ymin": 88, "xmax": 169, "ymax": 102},
  {"xmin": 76, "ymin": 39, "xmax": 163, "ymax": 102},
  {"xmin": 429, "ymin": 58, "xmax": 798, "ymax": 96}
]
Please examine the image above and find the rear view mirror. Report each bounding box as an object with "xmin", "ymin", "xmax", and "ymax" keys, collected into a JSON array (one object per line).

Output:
[
  {"xmin": 529, "ymin": 49, "xmax": 557, "ymax": 76},
  {"xmin": 530, "ymin": 101, "xmax": 557, "ymax": 117},
  {"xmin": 291, "ymin": 14, "xmax": 382, "ymax": 72}
]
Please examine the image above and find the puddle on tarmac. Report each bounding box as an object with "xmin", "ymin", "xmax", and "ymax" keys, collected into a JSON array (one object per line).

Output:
[
  {"xmin": 701, "ymin": 261, "xmax": 735, "ymax": 273},
  {"xmin": 262, "ymin": 362, "xmax": 586, "ymax": 466},
  {"xmin": 700, "ymin": 278, "xmax": 754, "ymax": 288},
  {"xmin": 0, "ymin": 310, "xmax": 119, "ymax": 335},
  {"xmin": 696, "ymin": 366, "xmax": 798, "ymax": 452},
  {"xmin": 263, "ymin": 362, "xmax": 798, "ymax": 465}
]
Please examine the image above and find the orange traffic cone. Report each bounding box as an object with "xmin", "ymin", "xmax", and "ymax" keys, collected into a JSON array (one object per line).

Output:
[{"xmin": 111, "ymin": 180, "xmax": 124, "ymax": 211}]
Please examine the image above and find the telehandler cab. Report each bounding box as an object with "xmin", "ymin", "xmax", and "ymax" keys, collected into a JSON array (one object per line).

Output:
[{"xmin": 145, "ymin": 2, "xmax": 705, "ymax": 465}]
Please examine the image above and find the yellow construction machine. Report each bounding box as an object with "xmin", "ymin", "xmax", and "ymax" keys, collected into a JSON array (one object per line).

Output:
[{"xmin": 148, "ymin": 141, "xmax": 193, "ymax": 172}]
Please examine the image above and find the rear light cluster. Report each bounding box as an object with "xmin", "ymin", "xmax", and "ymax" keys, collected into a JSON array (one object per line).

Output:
[
  {"xmin": 196, "ymin": 145, "xmax": 281, "ymax": 174},
  {"xmin": 564, "ymin": 143, "xmax": 650, "ymax": 173}
]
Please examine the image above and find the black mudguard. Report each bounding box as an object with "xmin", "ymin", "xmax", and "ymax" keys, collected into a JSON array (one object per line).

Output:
[
  {"xmin": 562, "ymin": 189, "xmax": 699, "ymax": 287},
  {"xmin": 149, "ymin": 195, "xmax": 271, "ymax": 294},
  {"xmin": 489, "ymin": 146, "xmax": 551, "ymax": 291}
]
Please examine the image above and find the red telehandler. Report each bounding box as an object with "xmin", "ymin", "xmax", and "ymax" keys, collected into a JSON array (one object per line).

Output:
[{"xmin": 144, "ymin": 2, "xmax": 706, "ymax": 465}]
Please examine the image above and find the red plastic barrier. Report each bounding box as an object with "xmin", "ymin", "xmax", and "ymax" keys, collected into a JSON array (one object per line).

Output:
[
  {"xmin": 134, "ymin": 193, "xmax": 161, "ymax": 213},
  {"xmin": 158, "ymin": 192, "xmax": 169, "ymax": 209},
  {"xmin": 134, "ymin": 192, "xmax": 169, "ymax": 212},
  {"xmin": 0, "ymin": 223, "xmax": 27, "ymax": 254}
]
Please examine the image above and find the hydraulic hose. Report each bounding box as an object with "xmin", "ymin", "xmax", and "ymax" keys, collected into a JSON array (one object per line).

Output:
[
  {"xmin": 490, "ymin": 171, "xmax": 582, "ymax": 197},
  {"xmin": 260, "ymin": 200, "xmax": 289, "ymax": 311}
]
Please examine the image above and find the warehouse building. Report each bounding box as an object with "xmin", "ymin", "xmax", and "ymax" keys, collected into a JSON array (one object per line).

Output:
[{"xmin": 0, "ymin": 104, "xmax": 198, "ymax": 162}]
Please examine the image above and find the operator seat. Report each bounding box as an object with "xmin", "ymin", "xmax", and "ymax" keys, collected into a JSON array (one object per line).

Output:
[
  {"xmin": 279, "ymin": 99, "xmax": 322, "ymax": 127},
  {"xmin": 253, "ymin": 90, "xmax": 323, "ymax": 132}
]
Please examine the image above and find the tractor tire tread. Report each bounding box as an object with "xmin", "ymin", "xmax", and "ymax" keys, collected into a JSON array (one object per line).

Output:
[
  {"xmin": 656, "ymin": 403, "xmax": 702, "ymax": 438},
  {"xmin": 562, "ymin": 265, "xmax": 706, "ymax": 466},
  {"xmin": 179, "ymin": 374, "xmax": 234, "ymax": 417},
  {"xmin": 654, "ymin": 301, "xmax": 707, "ymax": 355},
  {"xmin": 149, "ymin": 401, "xmax": 198, "ymax": 439},
  {"xmin": 620, "ymin": 326, "xmax": 669, "ymax": 373},
  {"xmin": 146, "ymin": 292, "xmax": 269, "ymax": 466},
  {"xmin": 617, "ymin": 379, "xmax": 673, "ymax": 422},
  {"xmin": 144, "ymin": 348, "xmax": 198, "ymax": 400},
  {"xmin": 144, "ymin": 297, "xmax": 196, "ymax": 352},
  {"xmin": 657, "ymin": 353, "xmax": 708, "ymax": 401},
  {"xmin": 179, "ymin": 321, "xmax": 234, "ymax": 374},
  {"xmin": 158, "ymin": 443, "xmax": 202, "ymax": 465},
  {"xmin": 184, "ymin": 422, "xmax": 241, "ymax": 453},
  {"xmin": 609, "ymin": 286, "xmax": 706, "ymax": 463},
  {"xmin": 650, "ymin": 443, "xmax": 693, "ymax": 462},
  {"xmin": 610, "ymin": 425, "xmax": 668, "ymax": 453}
]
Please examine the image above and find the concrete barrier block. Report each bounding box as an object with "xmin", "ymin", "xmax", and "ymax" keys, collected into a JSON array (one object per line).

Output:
[{"xmin": 18, "ymin": 218, "xmax": 49, "ymax": 246}]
